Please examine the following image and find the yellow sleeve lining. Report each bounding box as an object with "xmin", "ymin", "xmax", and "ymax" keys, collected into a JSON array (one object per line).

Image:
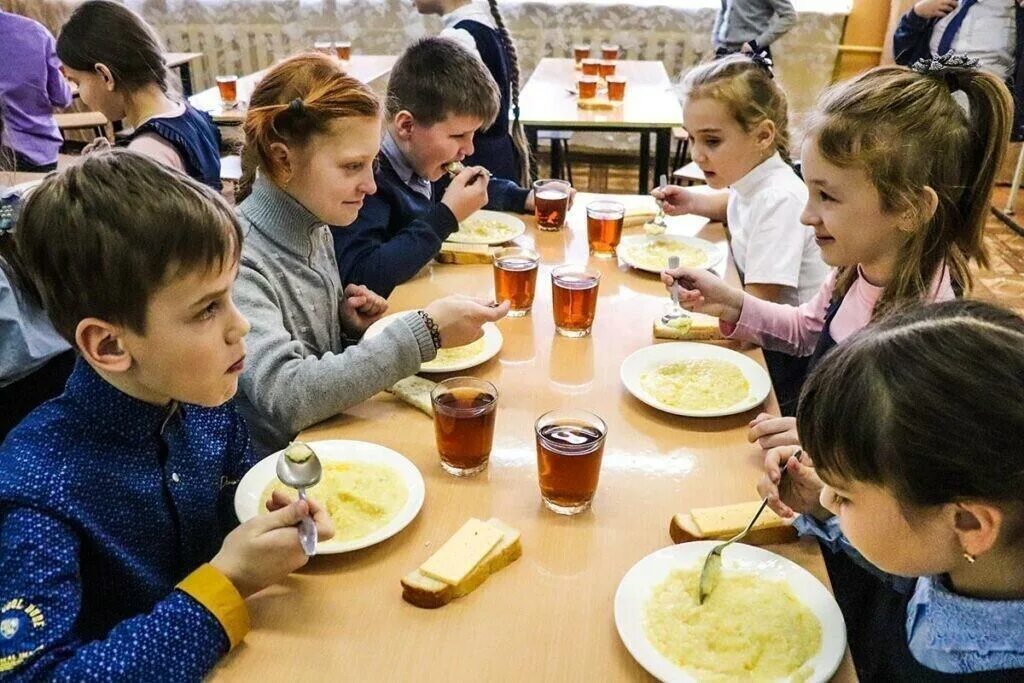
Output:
[{"xmin": 177, "ymin": 563, "xmax": 250, "ymax": 649}]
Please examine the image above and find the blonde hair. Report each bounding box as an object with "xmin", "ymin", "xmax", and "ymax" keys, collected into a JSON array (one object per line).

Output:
[
  {"xmin": 805, "ymin": 65, "xmax": 1011, "ymax": 317},
  {"xmin": 682, "ymin": 54, "xmax": 791, "ymax": 164}
]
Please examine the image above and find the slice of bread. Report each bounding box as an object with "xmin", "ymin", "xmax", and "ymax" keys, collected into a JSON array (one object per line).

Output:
[
  {"xmin": 386, "ymin": 376, "xmax": 436, "ymax": 417},
  {"xmin": 653, "ymin": 311, "xmax": 722, "ymax": 341},
  {"xmin": 669, "ymin": 501, "xmax": 797, "ymax": 546},
  {"xmin": 435, "ymin": 242, "xmax": 496, "ymax": 265},
  {"xmin": 402, "ymin": 518, "xmax": 522, "ymax": 609}
]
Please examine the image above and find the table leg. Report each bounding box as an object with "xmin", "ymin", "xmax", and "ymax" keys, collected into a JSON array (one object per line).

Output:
[
  {"xmin": 526, "ymin": 126, "xmax": 539, "ymax": 183},
  {"xmin": 639, "ymin": 132, "xmax": 650, "ymax": 195},
  {"xmin": 654, "ymin": 130, "xmax": 670, "ymax": 190},
  {"xmin": 550, "ymin": 137, "xmax": 564, "ymax": 181},
  {"xmin": 179, "ymin": 64, "xmax": 194, "ymax": 98}
]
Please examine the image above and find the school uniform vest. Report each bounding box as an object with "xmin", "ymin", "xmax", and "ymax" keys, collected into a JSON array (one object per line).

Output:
[{"xmin": 121, "ymin": 104, "xmax": 222, "ymax": 190}]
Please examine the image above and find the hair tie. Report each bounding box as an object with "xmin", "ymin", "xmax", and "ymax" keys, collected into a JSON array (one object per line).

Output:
[
  {"xmin": 749, "ymin": 51, "xmax": 775, "ymax": 79},
  {"xmin": 910, "ymin": 51, "xmax": 978, "ymax": 83},
  {"xmin": 288, "ymin": 98, "xmax": 306, "ymax": 115}
]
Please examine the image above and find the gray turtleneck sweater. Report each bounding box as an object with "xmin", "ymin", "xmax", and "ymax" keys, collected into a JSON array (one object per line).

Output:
[{"xmin": 233, "ymin": 177, "xmax": 437, "ymax": 456}]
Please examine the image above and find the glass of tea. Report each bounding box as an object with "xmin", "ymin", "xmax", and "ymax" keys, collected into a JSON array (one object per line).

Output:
[
  {"xmin": 598, "ymin": 61, "xmax": 616, "ymax": 79},
  {"xmin": 431, "ymin": 377, "xmax": 498, "ymax": 477},
  {"xmin": 314, "ymin": 41, "xmax": 334, "ymax": 56},
  {"xmin": 577, "ymin": 76, "xmax": 599, "ymax": 100},
  {"xmin": 606, "ymin": 76, "xmax": 627, "ymax": 102},
  {"xmin": 551, "ymin": 265, "xmax": 600, "ymax": 337},
  {"xmin": 573, "ymin": 44, "xmax": 591, "ymax": 64},
  {"xmin": 581, "ymin": 59, "xmax": 601, "ymax": 77},
  {"xmin": 535, "ymin": 409, "xmax": 608, "ymax": 514},
  {"xmin": 215, "ymin": 75, "xmax": 238, "ymax": 107},
  {"xmin": 532, "ymin": 178, "xmax": 571, "ymax": 230},
  {"xmin": 334, "ymin": 41, "xmax": 352, "ymax": 61},
  {"xmin": 586, "ymin": 200, "xmax": 625, "ymax": 258},
  {"xmin": 493, "ymin": 247, "xmax": 539, "ymax": 317},
  {"xmin": 601, "ymin": 44, "xmax": 620, "ymax": 60}
]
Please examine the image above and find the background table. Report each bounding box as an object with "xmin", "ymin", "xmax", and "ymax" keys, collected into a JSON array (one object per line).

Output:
[
  {"xmin": 189, "ymin": 55, "xmax": 397, "ymax": 126},
  {"xmin": 211, "ymin": 194, "xmax": 855, "ymax": 681},
  {"xmin": 520, "ymin": 59, "xmax": 683, "ymax": 193}
]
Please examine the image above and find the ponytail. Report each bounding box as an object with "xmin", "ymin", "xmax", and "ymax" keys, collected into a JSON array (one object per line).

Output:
[
  {"xmin": 238, "ymin": 53, "xmax": 381, "ymax": 203},
  {"xmin": 486, "ymin": 0, "xmax": 532, "ymax": 184}
]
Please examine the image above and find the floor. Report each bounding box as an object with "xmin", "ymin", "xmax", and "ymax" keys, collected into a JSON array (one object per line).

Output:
[{"xmin": 552, "ymin": 152, "xmax": 1024, "ymax": 315}]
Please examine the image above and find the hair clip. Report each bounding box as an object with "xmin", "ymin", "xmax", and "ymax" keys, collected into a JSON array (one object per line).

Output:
[
  {"xmin": 910, "ymin": 51, "xmax": 979, "ymax": 76},
  {"xmin": 749, "ymin": 51, "xmax": 775, "ymax": 79},
  {"xmin": 288, "ymin": 98, "xmax": 306, "ymax": 114}
]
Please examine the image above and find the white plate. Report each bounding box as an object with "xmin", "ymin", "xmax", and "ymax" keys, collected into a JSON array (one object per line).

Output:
[
  {"xmin": 448, "ymin": 209, "xmax": 526, "ymax": 245},
  {"xmin": 620, "ymin": 342, "xmax": 771, "ymax": 417},
  {"xmin": 615, "ymin": 541, "xmax": 846, "ymax": 683},
  {"xmin": 364, "ymin": 312, "xmax": 503, "ymax": 373},
  {"xmin": 618, "ymin": 234, "xmax": 723, "ymax": 273},
  {"xmin": 234, "ymin": 439, "xmax": 425, "ymax": 554}
]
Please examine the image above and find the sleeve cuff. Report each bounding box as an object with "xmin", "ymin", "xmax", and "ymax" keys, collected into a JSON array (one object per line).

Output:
[
  {"xmin": 400, "ymin": 311, "xmax": 438, "ymax": 363},
  {"xmin": 177, "ymin": 564, "xmax": 250, "ymax": 649},
  {"xmin": 431, "ymin": 203, "xmax": 459, "ymax": 239}
]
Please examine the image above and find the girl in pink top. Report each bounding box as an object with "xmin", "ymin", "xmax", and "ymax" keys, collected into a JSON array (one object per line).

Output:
[{"xmin": 663, "ymin": 56, "xmax": 1011, "ymax": 444}]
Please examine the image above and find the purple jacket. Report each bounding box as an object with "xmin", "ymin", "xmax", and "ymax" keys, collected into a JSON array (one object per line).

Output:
[{"xmin": 0, "ymin": 11, "xmax": 73, "ymax": 165}]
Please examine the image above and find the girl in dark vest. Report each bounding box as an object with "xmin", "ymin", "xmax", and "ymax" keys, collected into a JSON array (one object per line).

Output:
[
  {"xmin": 414, "ymin": 0, "xmax": 530, "ymax": 184},
  {"xmin": 761, "ymin": 300, "xmax": 1024, "ymax": 680},
  {"xmin": 56, "ymin": 0, "xmax": 222, "ymax": 190}
]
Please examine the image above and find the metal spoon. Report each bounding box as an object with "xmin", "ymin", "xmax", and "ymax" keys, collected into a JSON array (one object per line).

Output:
[
  {"xmin": 661, "ymin": 255, "xmax": 689, "ymax": 324},
  {"xmin": 652, "ymin": 173, "xmax": 669, "ymax": 230},
  {"xmin": 697, "ymin": 451, "xmax": 797, "ymax": 604},
  {"xmin": 276, "ymin": 441, "xmax": 323, "ymax": 556}
]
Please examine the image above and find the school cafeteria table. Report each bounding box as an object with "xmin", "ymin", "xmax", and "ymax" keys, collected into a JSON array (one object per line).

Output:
[
  {"xmin": 189, "ymin": 56, "xmax": 398, "ymax": 126},
  {"xmin": 520, "ymin": 59, "xmax": 684, "ymax": 195},
  {"xmin": 210, "ymin": 193, "xmax": 856, "ymax": 681}
]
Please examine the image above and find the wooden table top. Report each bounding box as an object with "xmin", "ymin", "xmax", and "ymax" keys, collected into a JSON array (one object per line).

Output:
[
  {"xmin": 210, "ymin": 193, "xmax": 854, "ymax": 681},
  {"xmin": 189, "ymin": 55, "xmax": 397, "ymax": 125},
  {"xmin": 520, "ymin": 59, "xmax": 683, "ymax": 130},
  {"xmin": 167, "ymin": 52, "xmax": 204, "ymax": 69}
]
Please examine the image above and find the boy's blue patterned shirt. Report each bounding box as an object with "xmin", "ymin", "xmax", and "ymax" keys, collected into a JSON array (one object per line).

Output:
[{"xmin": 0, "ymin": 359, "xmax": 255, "ymax": 681}]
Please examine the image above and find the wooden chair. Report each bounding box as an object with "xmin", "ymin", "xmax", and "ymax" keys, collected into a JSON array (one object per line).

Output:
[
  {"xmin": 537, "ymin": 130, "xmax": 573, "ymax": 185},
  {"xmin": 672, "ymin": 161, "xmax": 705, "ymax": 186},
  {"xmin": 672, "ymin": 127, "xmax": 689, "ymax": 170},
  {"xmin": 54, "ymin": 112, "xmax": 109, "ymax": 141}
]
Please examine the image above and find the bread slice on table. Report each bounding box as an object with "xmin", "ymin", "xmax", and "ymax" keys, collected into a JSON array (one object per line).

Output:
[
  {"xmin": 435, "ymin": 242, "xmax": 496, "ymax": 265},
  {"xmin": 386, "ymin": 376, "xmax": 436, "ymax": 417},
  {"xmin": 653, "ymin": 311, "xmax": 723, "ymax": 341},
  {"xmin": 402, "ymin": 518, "xmax": 522, "ymax": 609},
  {"xmin": 670, "ymin": 501, "xmax": 797, "ymax": 546}
]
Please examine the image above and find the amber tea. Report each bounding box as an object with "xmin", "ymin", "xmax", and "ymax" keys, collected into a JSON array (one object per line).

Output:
[
  {"xmin": 493, "ymin": 248, "xmax": 539, "ymax": 317},
  {"xmin": 551, "ymin": 265, "xmax": 600, "ymax": 337},
  {"xmin": 586, "ymin": 200, "xmax": 625, "ymax": 257},
  {"xmin": 216, "ymin": 75, "xmax": 238, "ymax": 105},
  {"xmin": 431, "ymin": 379, "xmax": 498, "ymax": 477},
  {"xmin": 607, "ymin": 76, "xmax": 626, "ymax": 102},
  {"xmin": 533, "ymin": 179, "xmax": 571, "ymax": 230},
  {"xmin": 536, "ymin": 411, "xmax": 607, "ymax": 515}
]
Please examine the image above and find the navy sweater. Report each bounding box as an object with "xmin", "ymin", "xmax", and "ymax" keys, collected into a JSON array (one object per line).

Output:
[
  {"xmin": 119, "ymin": 104, "xmax": 223, "ymax": 190},
  {"xmin": 332, "ymin": 152, "xmax": 529, "ymax": 297}
]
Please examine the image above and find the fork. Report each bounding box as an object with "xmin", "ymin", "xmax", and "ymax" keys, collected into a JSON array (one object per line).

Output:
[
  {"xmin": 696, "ymin": 452, "xmax": 797, "ymax": 604},
  {"xmin": 661, "ymin": 255, "xmax": 689, "ymax": 324},
  {"xmin": 646, "ymin": 174, "xmax": 670, "ymax": 235}
]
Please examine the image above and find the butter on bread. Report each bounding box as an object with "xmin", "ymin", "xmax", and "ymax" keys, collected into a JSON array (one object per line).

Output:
[
  {"xmin": 669, "ymin": 501, "xmax": 796, "ymax": 546},
  {"xmin": 435, "ymin": 242, "xmax": 496, "ymax": 265},
  {"xmin": 402, "ymin": 517, "xmax": 522, "ymax": 609},
  {"xmin": 386, "ymin": 376, "xmax": 436, "ymax": 417},
  {"xmin": 623, "ymin": 206, "xmax": 657, "ymax": 229},
  {"xmin": 653, "ymin": 311, "xmax": 722, "ymax": 341}
]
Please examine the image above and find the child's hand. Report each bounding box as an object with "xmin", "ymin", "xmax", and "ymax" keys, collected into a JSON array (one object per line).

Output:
[
  {"xmin": 441, "ymin": 166, "xmax": 490, "ymax": 221},
  {"xmin": 652, "ymin": 185, "xmax": 699, "ymax": 216},
  {"xmin": 211, "ymin": 497, "xmax": 335, "ymax": 598},
  {"xmin": 747, "ymin": 413, "xmax": 800, "ymax": 450},
  {"xmin": 913, "ymin": 0, "xmax": 958, "ymax": 18},
  {"xmin": 523, "ymin": 187, "xmax": 577, "ymax": 213},
  {"xmin": 756, "ymin": 446, "xmax": 828, "ymax": 519},
  {"xmin": 341, "ymin": 284, "xmax": 388, "ymax": 334},
  {"xmin": 660, "ymin": 266, "xmax": 745, "ymax": 324},
  {"xmin": 423, "ymin": 295, "xmax": 510, "ymax": 347}
]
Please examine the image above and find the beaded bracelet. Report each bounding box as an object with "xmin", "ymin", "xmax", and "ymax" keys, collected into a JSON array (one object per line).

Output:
[{"xmin": 417, "ymin": 310, "xmax": 442, "ymax": 350}]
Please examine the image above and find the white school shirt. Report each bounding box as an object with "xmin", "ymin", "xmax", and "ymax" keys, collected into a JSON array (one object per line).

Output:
[
  {"xmin": 726, "ymin": 152, "xmax": 828, "ymax": 306},
  {"xmin": 929, "ymin": 0, "xmax": 1016, "ymax": 82},
  {"xmin": 439, "ymin": 2, "xmax": 496, "ymax": 62}
]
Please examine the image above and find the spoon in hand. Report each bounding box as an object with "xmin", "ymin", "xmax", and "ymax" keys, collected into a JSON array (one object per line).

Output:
[{"xmin": 276, "ymin": 441, "xmax": 323, "ymax": 556}]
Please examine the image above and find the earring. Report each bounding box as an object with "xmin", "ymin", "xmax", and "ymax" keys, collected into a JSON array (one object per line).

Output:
[{"xmin": 963, "ymin": 551, "xmax": 976, "ymax": 564}]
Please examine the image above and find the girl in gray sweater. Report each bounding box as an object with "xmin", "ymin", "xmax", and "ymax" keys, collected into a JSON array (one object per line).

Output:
[{"xmin": 233, "ymin": 53, "xmax": 508, "ymax": 455}]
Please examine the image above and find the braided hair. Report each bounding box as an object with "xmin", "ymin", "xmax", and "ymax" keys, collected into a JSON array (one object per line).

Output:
[{"xmin": 486, "ymin": 0, "xmax": 532, "ymax": 184}]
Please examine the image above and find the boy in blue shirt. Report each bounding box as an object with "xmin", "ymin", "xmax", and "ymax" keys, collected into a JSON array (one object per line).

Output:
[
  {"xmin": 333, "ymin": 37, "xmax": 537, "ymax": 298},
  {"xmin": 0, "ymin": 150, "xmax": 333, "ymax": 681}
]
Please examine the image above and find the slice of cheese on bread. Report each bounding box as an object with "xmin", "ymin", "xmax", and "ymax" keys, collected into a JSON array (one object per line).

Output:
[
  {"xmin": 402, "ymin": 517, "xmax": 521, "ymax": 609},
  {"xmin": 653, "ymin": 311, "xmax": 722, "ymax": 341},
  {"xmin": 386, "ymin": 376, "xmax": 436, "ymax": 417},
  {"xmin": 435, "ymin": 242, "xmax": 496, "ymax": 265},
  {"xmin": 669, "ymin": 501, "xmax": 797, "ymax": 546}
]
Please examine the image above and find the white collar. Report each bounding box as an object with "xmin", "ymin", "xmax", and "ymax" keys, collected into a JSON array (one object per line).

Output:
[
  {"xmin": 730, "ymin": 151, "xmax": 792, "ymax": 197},
  {"xmin": 442, "ymin": 2, "xmax": 496, "ymax": 30}
]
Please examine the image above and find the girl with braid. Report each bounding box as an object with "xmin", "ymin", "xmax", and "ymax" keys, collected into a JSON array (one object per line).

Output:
[{"xmin": 414, "ymin": 0, "xmax": 531, "ymax": 184}]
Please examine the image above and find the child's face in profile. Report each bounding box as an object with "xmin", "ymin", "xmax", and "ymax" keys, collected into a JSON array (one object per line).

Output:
[
  {"xmin": 819, "ymin": 475, "xmax": 960, "ymax": 578},
  {"xmin": 683, "ymin": 96, "xmax": 772, "ymax": 189},
  {"xmin": 62, "ymin": 66, "xmax": 126, "ymax": 123},
  {"xmin": 399, "ymin": 113, "xmax": 483, "ymax": 182},
  {"xmin": 283, "ymin": 116, "xmax": 381, "ymax": 227},
  {"xmin": 799, "ymin": 136, "xmax": 906, "ymax": 283},
  {"xmin": 118, "ymin": 261, "xmax": 250, "ymax": 407}
]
